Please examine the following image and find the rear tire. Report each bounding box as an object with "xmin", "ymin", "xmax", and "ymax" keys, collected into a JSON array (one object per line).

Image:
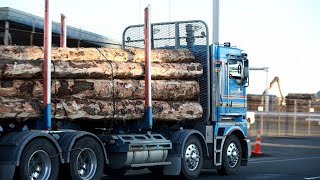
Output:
[
  {"xmin": 180, "ymin": 135, "xmax": 203, "ymax": 179},
  {"xmin": 19, "ymin": 138, "xmax": 59, "ymax": 180},
  {"xmin": 69, "ymin": 137, "xmax": 104, "ymax": 180},
  {"xmin": 217, "ymin": 135, "xmax": 242, "ymax": 175}
]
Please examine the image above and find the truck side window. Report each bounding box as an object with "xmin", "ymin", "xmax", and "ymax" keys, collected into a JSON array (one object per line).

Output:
[{"xmin": 228, "ymin": 61, "xmax": 242, "ymax": 79}]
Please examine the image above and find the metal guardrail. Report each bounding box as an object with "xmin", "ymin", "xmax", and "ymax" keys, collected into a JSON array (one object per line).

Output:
[{"xmin": 248, "ymin": 111, "xmax": 320, "ymax": 137}]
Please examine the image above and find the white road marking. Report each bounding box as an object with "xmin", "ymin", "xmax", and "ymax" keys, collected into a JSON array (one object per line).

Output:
[
  {"xmin": 304, "ymin": 177, "xmax": 320, "ymax": 180},
  {"xmin": 249, "ymin": 156, "xmax": 320, "ymax": 164}
]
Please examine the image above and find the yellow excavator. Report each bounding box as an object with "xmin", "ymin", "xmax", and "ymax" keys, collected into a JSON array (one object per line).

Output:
[{"xmin": 262, "ymin": 76, "xmax": 285, "ymax": 106}]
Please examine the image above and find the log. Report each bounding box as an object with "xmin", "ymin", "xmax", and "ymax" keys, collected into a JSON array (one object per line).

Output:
[
  {"xmin": 128, "ymin": 48, "xmax": 195, "ymax": 63},
  {"xmin": 285, "ymin": 93, "xmax": 314, "ymax": 100},
  {"xmin": 0, "ymin": 97, "xmax": 41, "ymax": 119},
  {"xmin": 0, "ymin": 46, "xmax": 195, "ymax": 63},
  {"xmin": 0, "ymin": 79, "xmax": 200, "ymax": 100},
  {"xmin": 0, "ymin": 97, "xmax": 203, "ymax": 121},
  {"xmin": 0, "ymin": 60, "xmax": 202, "ymax": 80}
]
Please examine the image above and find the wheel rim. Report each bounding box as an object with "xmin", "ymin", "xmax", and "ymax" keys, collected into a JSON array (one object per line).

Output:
[
  {"xmin": 28, "ymin": 150, "xmax": 51, "ymax": 180},
  {"xmin": 76, "ymin": 148, "xmax": 97, "ymax": 180},
  {"xmin": 184, "ymin": 143, "xmax": 200, "ymax": 171},
  {"xmin": 227, "ymin": 142, "xmax": 240, "ymax": 168}
]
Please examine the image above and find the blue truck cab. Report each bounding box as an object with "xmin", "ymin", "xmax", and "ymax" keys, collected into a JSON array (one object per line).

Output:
[
  {"xmin": 213, "ymin": 44, "xmax": 249, "ymax": 135},
  {"xmin": 210, "ymin": 44, "xmax": 250, "ymax": 173}
]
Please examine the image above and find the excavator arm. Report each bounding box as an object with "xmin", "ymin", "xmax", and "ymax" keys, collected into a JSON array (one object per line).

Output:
[{"xmin": 262, "ymin": 76, "xmax": 285, "ymax": 106}]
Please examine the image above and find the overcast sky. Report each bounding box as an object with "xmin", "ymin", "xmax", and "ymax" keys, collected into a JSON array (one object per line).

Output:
[{"xmin": 1, "ymin": 0, "xmax": 320, "ymax": 96}]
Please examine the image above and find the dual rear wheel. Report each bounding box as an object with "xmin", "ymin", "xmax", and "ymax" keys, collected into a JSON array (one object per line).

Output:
[
  {"xmin": 67, "ymin": 137, "xmax": 104, "ymax": 180},
  {"xmin": 19, "ymin": 137, "xmax": 104, "ymax": 180},
  {"xmin": 19, "ymin": 138, "xmax": 59, "ymax": 180}
]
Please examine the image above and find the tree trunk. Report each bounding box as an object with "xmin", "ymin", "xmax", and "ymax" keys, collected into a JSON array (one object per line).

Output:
[
  {"xmin": 0, "ymin": 60, "xmax": 202, "ymax": 80},
  {"xmin": 0, "ymin": 97, "xmax": 202, "ymax": 121},
  {"xmin": 0, "ymin": 46, "xmax": 194, "ymax": 63},
  {"xmin": 0, "ymin": 79, "xmax": 199, "ymax": 100}
]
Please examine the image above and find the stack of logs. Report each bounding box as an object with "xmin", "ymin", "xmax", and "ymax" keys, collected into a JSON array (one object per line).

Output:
[
  {"xmin": 285, "ymin": 93, "xmax": 317, "ymax": 112},
  {"xmin": 0, "ymin": 46, "xmax": 203, "ymax": 122},
  {"xmin": 247, "ymin": 94, "xmax": 280, "ymax": 111}
]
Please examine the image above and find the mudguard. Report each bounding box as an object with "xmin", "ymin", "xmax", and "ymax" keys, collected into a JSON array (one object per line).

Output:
[
  {"xmin": 57, "ymin": 131, "xmax": 109, "ymax": 164},
  {"xmin": 0, "ymin": 131, "xmax": 63, "ymax": 180},
  {"xmin": 163, "ymin": 129, "xmax": 208, "ymax": 175}
]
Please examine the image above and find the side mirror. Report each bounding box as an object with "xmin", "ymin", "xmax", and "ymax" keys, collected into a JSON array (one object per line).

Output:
[{"xmin": 242, "ymin": 59, "xmax": 249, "ymax": 87}]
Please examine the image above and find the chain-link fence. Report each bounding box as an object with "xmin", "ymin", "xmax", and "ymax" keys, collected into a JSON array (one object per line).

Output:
[{"xmin": 248, "ymin": 95, "xmax": 320, "ymax": 136}]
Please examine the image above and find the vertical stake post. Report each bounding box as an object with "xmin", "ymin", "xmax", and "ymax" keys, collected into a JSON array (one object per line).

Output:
[
  {"xmin": 43, "ymin": 0, "xmax": 52, "ymax": 130},
  {"xmin": 4, "ymin": 21, "xmax": 9, "ymax": 45},
  {"xmin": 60, "ymin": 13, "xmax": 67, "ymax": 47},
  {"xmin": 144, "ymin": 5, "xmax": 152, "ymax": 129}
]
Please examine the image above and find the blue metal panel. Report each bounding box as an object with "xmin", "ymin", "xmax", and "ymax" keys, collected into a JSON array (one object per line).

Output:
[
  {"xmin": 212, "ymin": 44, "xmax": 248, "ymax": 137},
  {"xmin": 213, "ymin": 46, "xmax": 247, "ymax": 115},
  {"xmin": 44, "ymin": 104, "xmax": 51, "ymax": 130},
  {"xmin": 145, "ymin": 107, "xmax": 153, "ymax": 129}
]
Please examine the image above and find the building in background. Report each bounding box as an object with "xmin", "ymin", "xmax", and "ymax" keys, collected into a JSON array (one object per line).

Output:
[{"xmin": 0, "ymin": 7, "xmax": 120, "ymax": 47}]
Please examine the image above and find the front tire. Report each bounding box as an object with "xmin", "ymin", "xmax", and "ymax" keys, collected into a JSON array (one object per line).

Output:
[
  {"xmin": 181, "ymin": 135, "xmax": 203, "ymax": 179},
  {"xmin": 19, "ymin": 138, "xmax": 59, "ymax": 180},
  {"xmin": 217, "ymin": 135, "xmax": 242, "ymax": 175},
  {"xmin": 69, "ymin": 137, "xmax": 104, "ymax": 180}
]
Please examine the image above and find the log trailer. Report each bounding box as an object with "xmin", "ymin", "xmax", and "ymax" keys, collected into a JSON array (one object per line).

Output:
[{"xmin": 0, "ymin": 5, "xmax": 250, "ymax": 180}]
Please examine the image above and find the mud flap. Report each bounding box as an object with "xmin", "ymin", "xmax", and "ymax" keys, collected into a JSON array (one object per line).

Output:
[
  {"xmin": 0, "ymin": 164, "xmax": 15, "ymax": 180},
  {"xmin": 163, "ymin": 155, "xmax": 181, "ymax": 175}
]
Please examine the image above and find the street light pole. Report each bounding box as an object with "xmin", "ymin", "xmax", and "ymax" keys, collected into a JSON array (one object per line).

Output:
[{"xmin": 212, "ymin": 0, "xmax": 219, "ymax": 45}]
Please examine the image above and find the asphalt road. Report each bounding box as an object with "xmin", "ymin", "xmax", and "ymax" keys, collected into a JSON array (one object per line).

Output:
[{"xmin": 102, "ymin": 136, "xmax": 320, "ymax": 180}]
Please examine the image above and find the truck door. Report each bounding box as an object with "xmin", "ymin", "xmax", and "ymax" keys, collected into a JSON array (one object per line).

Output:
[{"xmin": 225, "ymin": 54, "xmax": 249, "ymax": 115}]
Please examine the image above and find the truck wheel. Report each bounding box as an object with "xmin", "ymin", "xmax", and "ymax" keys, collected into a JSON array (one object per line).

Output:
[
  {"xmin": 19, "ymin": 138, "xmax": 59, "ymax": 180},
  {"xmin": 181, "ymin": 135, "xmax": 203, "ymax": 179},
  {"xmin": 69, "ymin": 137, "xmax": 104, "ymax": 180},
  {"xmin": 217, "ymin": 135, "xmax": 242, "ymax": 175}
]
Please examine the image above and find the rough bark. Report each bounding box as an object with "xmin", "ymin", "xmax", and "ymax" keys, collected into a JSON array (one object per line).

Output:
[
  {"xmin": 0, "ymin": 60, "xmax": 202, "ymax": 80},
  {"xmin": 0, "ymin": 46, "xmax": 195, "ymax": 63},
  {"xmin": 0, "ymin": 97, "xmax": 41, "ymax": 119},
  {"xmin": 0, "ymin": 79, "xmax": 199, "ymax": 100},
  {"xmin": 0, "ymin": 97, "xmax": 202, "ymax": 121},
  {"xmin": 128, "ymin": 48, "xmax": 195, "ymax": 63}
]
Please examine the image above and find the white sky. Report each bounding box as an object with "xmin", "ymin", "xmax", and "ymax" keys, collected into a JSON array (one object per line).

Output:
[{"xmin": 1, "ymin": 0, "xmax": 320, "ymax": 96}]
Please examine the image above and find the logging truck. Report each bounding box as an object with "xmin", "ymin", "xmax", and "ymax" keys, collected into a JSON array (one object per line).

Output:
[{"xmin": 0, "ymin": 6, "xmax": 250, "ymax": 180}]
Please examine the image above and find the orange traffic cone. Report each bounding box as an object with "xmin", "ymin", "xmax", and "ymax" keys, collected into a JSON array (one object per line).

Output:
[{"xmin": 252, "ymin": 129, "xmax": 263, "ymax": 155}]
